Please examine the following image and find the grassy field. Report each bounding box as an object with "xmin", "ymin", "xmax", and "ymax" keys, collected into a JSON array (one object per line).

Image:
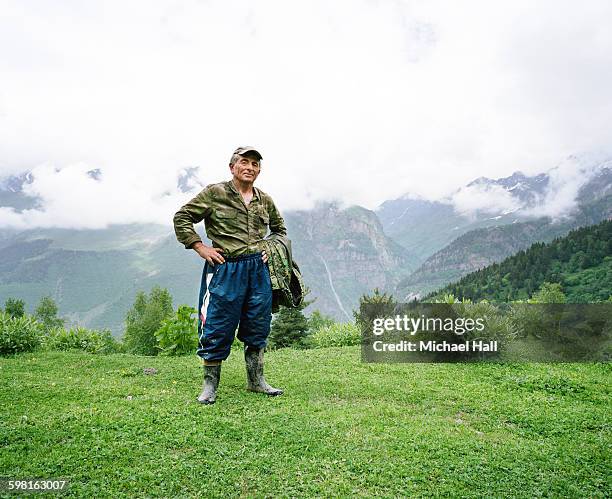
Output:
[{"xmin": 1, "ymin": 347, "xmax": 610, "ymax": 498}]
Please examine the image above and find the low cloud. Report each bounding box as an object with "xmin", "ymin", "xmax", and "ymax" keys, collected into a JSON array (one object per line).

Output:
[
  {"xmin": 522, "ymin": 155, "xmax": 608, "ymax": 219},
  {"xmin": 0, "ymin": 163, "xmax": 204, "ymax": 229},
  {"xmin": 446, "ymin": 154, "xmax": 610, "ymax": 220},
  {"xmin": 449, "ymin": 183, "xmax": 521, "ymax": 217},
  {"xmin": 1, "ymin": 1, "xmax": 612, "ymax": 227}
]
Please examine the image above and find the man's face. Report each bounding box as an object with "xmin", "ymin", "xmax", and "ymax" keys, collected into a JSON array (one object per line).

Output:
[{"xmin": 230, "ymin": 154, "xmax": 261, "ymax": 184}]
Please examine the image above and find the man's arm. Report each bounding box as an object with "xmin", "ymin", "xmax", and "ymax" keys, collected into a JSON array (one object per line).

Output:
[
  {"xmin": 173, "ymin": 188, "xmax": 212, "ymax": 250},
  {"xmin": 173, "ymin": 188, "xmax": 226, "ymax": 265}
]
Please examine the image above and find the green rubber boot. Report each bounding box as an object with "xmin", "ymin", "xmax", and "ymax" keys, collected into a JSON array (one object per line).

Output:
[
  {"xmin": 197, "ymin": 364, "xmax": 221, "ymax": 404},
  {"xmin": 245, "ymin": 346, "xmax": 283, "ymax": 396}
]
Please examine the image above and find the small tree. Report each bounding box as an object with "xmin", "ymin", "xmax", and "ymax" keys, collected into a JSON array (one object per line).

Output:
[
  {"xmin": 34, "ymin": 296, "xmax": 64, "ymax": 331},
  {"xmin": 353, "ymin": 288, "xmax": 397, "ymax": 330},
  {"xmin": 123, "ymin": 286, "xmax": 173, "ymax": 355},
  {"xmin": 529, "ymin": 282, "xmax": 566, "ymax": 304},
  {"xmin": 307, "ymin": 310, "xmax": 335, "ymax": 334},
  {"xmin": 268, "ymin": 288, "xmax": 313, "ymax": 349},
  {"xmin": 269, "ymin": 305, "xmax": 310, "ymax": 349},
  {"xmin": 4, "ymin": 298, "xmax": 25, "ymax": 319}
]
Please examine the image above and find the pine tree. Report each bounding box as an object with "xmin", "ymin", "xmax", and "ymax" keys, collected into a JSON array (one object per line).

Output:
[{"xmin": 268, "ymin": 305, "xmax": 310, "ymax": 349}]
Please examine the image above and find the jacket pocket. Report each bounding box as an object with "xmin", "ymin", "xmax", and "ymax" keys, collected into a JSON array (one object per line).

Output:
[
  {"xmin": 216, "ymin": 208, "xmax": 237, "ymax": 218},
  {"xmin": 213, "ymin": 208, "xmax": 239, "ymax": 236}
]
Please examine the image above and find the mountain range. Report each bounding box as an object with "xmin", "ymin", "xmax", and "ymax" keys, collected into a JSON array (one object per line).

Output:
[{"xmin": 1, "ymin": 155, "xmax": 610, "ymax": 334}]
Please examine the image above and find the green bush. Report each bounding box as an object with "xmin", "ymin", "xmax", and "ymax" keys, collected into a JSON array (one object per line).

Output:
[
  {"xmin": 0, "ymin": 312, "xmax": 43, "ymax": 355},
  {"xmin": 4, "ymin": 298, "xmax": 25, "ymax": 318},
  {"xmin": 456, "ymin": 301, "xmax": 517, "ymax": 354},
  {"xmin": 307, "ymin": 310, "xmax": 335, "ymax": 333},
  {"xmin": 154, "ymin": 305, "xmax": 198, "ymax": 356},
  {"xmin": 43, "ymin": 326, "xmax": 122, "ymax": 354},
  {"xmin": 508, "ymin": 283, "xmax": 568, "ymax": 341},
  {"xmin": 416, "ymin": 297, "xmax": 517, "ymax": 359},
  {"xmin": 123, "ymin": 286, "xmax": 173, "ymax": 355},
  {"xmin": 353, "ymin": 288, "xmax": 397, "ymax": 330},
  {"xmin": 310, "ymin": 322, "xmax": 361, "ymax": 348},
  {"xmin": 34, "ymin": 296, "xmax": 65, "ymax": 331},
  {"xmin": 529, "ymin": 282, "xmax": 567, "ymax": 304}
]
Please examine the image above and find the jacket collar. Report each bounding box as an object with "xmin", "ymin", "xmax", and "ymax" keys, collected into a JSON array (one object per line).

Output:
[{"xmin": 226, "ymin": 179, "xmax": 261, "ymax": 201}]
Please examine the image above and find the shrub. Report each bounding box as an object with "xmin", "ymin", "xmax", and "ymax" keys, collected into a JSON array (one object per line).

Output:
[
  {"xmin": 0, "ymin": 312, "xmax": 43, "ymax": 355},
  {"xmin": 34, "ymin": 296, "xmax": 65, "ymax": 331},
  {"xmin": 456, "ymin": 301, "xmax": 517, "ymax": 356},
  {"xmin": 307, "ymin": 310, "xmax": 335, "ymax": 333},
  {"xmin": 43, "ymin": 326, "xmax": 121, "ymax": 354},
  {"xmin": 353, "ymin": 288, "xmax": 397, "ymax": 330},
  {"xmin": 123, "ymin": 286, "xmax": 173, "ymax": 355},
  {"xmin": 310, "ymin": 322, "xmax": 361, "ymax": 348},
  {"xmin": 410, "ymin": 298, "xmax": 516, "ymax": 360},
  {"xmin": 4, "ymin": 298, "xmax": 25, "ymax": 318},
  {"xmin": 529, "ymin": 282, "xmax": 566, "ymax": 304},
  {"xmin": 508, "ymin": 283, "xmax": 568, "ymax": 341},
  {"xmin": 154, "ymin": 305, "xmax": 198, "ymax": 356}
]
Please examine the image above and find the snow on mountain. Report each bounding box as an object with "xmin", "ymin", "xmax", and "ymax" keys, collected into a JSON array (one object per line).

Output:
[{"xmin": 448, "ymin": 155, "xmax": 610, "ymax": 218}]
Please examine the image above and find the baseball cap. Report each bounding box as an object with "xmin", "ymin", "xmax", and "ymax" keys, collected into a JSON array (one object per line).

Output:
[{"xmin": 233, "ymin": 146, "xmax": 263, "ymax": 161}]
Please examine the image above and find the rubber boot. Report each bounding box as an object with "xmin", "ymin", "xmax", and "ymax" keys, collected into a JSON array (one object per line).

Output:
[
  {"xmin": 197, "ymin": 364, "xmax": 221, "ymax": 404},
  {"xmin": 244, "ymin": 345, "xmax": 283, "ymax": 396}
]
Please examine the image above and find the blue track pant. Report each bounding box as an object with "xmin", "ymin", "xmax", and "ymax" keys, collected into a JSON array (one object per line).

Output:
[{"xmin": 196, "ymin": 252, "xmax": 272, "ymax": 362}]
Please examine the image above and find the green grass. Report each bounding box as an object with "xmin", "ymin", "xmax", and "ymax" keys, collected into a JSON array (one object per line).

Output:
[{"xmin": 1, "ymin": 348, "xmax": 610, "ymax": 498}]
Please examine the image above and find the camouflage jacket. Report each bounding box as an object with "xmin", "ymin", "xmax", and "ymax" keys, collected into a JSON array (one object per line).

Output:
[
  {"xmin": 259, "ymin": 234, "xmax": 305, "ymax": 312},
  {"xmin": 173, "ymin": 180, "xmax": 287, "ymax": 258}
]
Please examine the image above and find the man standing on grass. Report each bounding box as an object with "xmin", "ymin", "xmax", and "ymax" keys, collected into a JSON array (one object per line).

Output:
[{"xmin": 173, "ymin": 146, "xmax": 285, "ymax": 404}]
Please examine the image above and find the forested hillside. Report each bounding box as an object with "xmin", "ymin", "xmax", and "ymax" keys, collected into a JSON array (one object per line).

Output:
[
  {"xmin": 428, "ymin": 219, "xmax": 612, "ymax": 302},
  {"xmin": 396, "ymin": 193, "xmax": 612, "ymax": 299}
]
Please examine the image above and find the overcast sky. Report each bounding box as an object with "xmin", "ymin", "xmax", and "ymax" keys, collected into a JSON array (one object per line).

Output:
[{"xmin": 1, "ymin": 0, "xmax": 611, "ymax": 229}]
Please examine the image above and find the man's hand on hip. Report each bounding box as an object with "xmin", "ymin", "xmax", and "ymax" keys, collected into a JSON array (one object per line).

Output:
[{"xmin": 192, "ymin": 242, "xmax": 225, "ymax": 266}]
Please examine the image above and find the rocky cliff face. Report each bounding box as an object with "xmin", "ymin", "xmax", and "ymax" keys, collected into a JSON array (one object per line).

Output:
[
  {"xmin": 0, "ymin": 201, "xmax": 419, "ymax": 332},
  {"xmin": 286, "ymin": 202, "xmax": 418, "ymax": 319}
]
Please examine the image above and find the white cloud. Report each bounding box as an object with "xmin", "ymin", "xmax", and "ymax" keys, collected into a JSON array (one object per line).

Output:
[
  {"xmin": 446, "ymin": 154, "xmax": 610, "ymax": 219},
  {"xmin": 1, "ymin": 0, "xmax": 611, "ymax": 227},
  {"xmin": 0, "ymin": 161, "xmax": 202, "ymax": 229},
  {"xmin": 449, "ymin": 183, "xmax": 521, "ymax": 217},
  {"xmin": 523, "ymin": 154, "xmax": 608, "ymax": 219}
]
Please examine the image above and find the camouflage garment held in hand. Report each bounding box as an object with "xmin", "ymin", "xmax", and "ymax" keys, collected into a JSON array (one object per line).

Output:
[{"xmin": 259, "ymin": 234, "xmax": 305, "ymax": 312}]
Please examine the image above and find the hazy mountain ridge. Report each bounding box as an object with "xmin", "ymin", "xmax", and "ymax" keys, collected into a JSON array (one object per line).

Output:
[
  {"xmin": 396, "ymin": 191, "xmax": 612, "ymax": 300},
  {"xmin": 0, "ymin": 237, "xmax": 141, "ymax": 333},
  {"xmin": 0, "ymin": 171, "xmax": 38, "ymax": 212},
  {"xmin": 1, "ymin": 156, "xmax": 610, "ymax": 331},
  {"xmin": 469, "ymin": 169, "xmax": 548, "ymax": 191},
  {"xmin": 377, "ymin": 157, "xmax": 611, "ymax": 260},
  {"xmin": 0, "ymin": 202, "xmax": 413, "ymax": 332}
]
